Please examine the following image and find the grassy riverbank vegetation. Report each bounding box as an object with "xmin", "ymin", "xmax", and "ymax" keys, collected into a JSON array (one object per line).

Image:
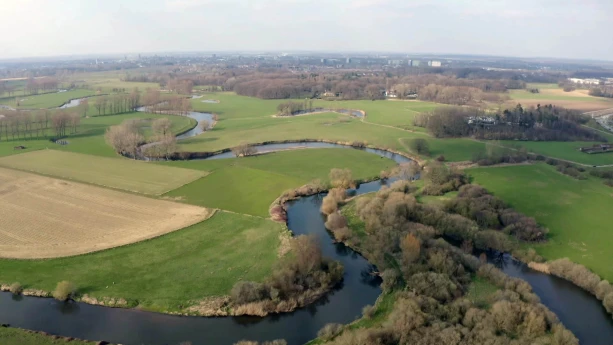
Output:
[
  {"xmin": 0, "ymin": 212, "xmax": 283, "ymax": 313},
  {"xmin": 468, "ymin": 163, "xmax": 613, "ymax": 281},
  {"xmin": 0, "ymin": 328, "xmax": 97, "ymax": 345},
  {"xmin": 0, "ymin": 89, "xmax": 97, "ymax": 109}
]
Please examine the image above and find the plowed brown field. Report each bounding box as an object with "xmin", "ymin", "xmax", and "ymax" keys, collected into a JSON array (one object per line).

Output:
[{"xmin": 0, "ymin": 167, "xmax": 211, "ymax": 259}]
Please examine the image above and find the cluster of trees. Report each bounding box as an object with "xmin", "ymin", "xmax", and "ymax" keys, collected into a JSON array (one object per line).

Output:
[
  {"xmin": 230, "ymin": 235, "xmax": 343, "ymax": 315},
  {"xmin": 141, "ymin": 118, "xmax": 178, "ymax": 160},
  {"xmin": 276, "ymin": 100, "xmax": 314, "ymax": 116},
  {"xmin": 0, "ymin": 108, "xmax": 82, "ymax": 141},
  {"xmin": 166, "ymin": 79, "xmax": 194, "ymax": 94},
  {"xmin": 416, "ymin": 104, "xmax": 604, "ymax": 142},
  {"xmin": 318, "ymin": 179, "xmax": 575, "ymax": 345},
  {"xmin": 139, "ymin": 90, "xmax": 192, "ymax": 115},
  {"xmin": 94, "ymin": 91, "xmax": 141, "ymax": 116},
  {"xmin": 232, "ymin": 142, "xmax": 258, "ymax": 157},
  {"xmin": 445, "ymin": 185, "xmax": 548, "ymax": 242},
  {"xmin": 24, "ymin": 77, "xmax": 59, "ymax": 95},
  {"xmin": 105, "ymin": 119, "xmax": 146, "ymax": 158},
  {"xmin": 589, "ymin": 87, "xmax": 613, "ymax": 98}
]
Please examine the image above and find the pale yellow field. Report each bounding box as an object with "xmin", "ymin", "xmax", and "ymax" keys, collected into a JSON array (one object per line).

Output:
[
  {"xmin": 0, "ymin": 150, "xmax": 206, "ymax": 195},
  {"xmin": 0, "ymin": 167, "xmax": 211, "ymax": 259}
]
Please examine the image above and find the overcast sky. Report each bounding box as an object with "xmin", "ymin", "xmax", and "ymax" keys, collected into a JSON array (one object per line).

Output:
[{"xmin": 2, "ymin": 0, "xmax": 612, "ymax": 60}]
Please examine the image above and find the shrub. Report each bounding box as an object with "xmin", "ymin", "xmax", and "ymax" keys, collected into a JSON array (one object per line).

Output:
[
  {"xmin": 325, "ymin": 212, "xmax": 348, "ymax": 230},
  {"xmin": 231, "ymin": 281, "xmax": 269, "ymax": 304},
  {"xmin": 409, "ymin": 138, "xmax": 430, "ymax": 155},
  {"xmin": 232, "ymin": 142, "xmax": 257, "ymax": 157},
  {"xmin": 329, "ymin": 168, "xmax": 354, "ymax": 189},
  {"xmin": 321, "ymin": 188, "xmax": 346, "ymax": 215},
  {"xmin": 331, "ymin": 227, "xmax": 352, "ymax": 242},
  {"xmin": 317, "ymin": 323, "xmax": 344, "ymax": 340},
  {"xmin": 9, "ymin": 282, "xmax": 23, "ymax": 295},
  {"xmin": 436, "ymin": 154, "xmax": 446, "ymax": 162},
  {"xmin": 53, "ymin": 281, "xmax": 76, "ymax": 301},
  {"xmin": 362, "ymin": 304, "xmax": 376, "ymax": 319}
]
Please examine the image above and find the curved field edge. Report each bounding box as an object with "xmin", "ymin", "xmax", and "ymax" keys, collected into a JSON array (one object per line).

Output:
[
  {"xmin": 0, "ymin": 211, "xmax": 283, "ymax": 314},
  {"xmin": 0, "ymin": 166, "xmax": 211, "ymax": 259},
  {"xmin": 467, "ymin": 163, "xmax": 613, "ymax": 281},
  {"xmin": 161, "ymin": 148, "xmax": 399, "ymax": 217}
]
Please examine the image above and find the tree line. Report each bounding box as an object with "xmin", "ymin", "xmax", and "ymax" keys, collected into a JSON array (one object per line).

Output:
[
  {"xmin": 0, "ymin": 108, "xmax": 83, "ymax": 141},
  {"xmin": 415, "ymin": 104, "xmax": 604, "ymax": 142}
]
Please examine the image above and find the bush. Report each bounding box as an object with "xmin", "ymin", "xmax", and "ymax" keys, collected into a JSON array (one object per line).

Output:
[
  {"xmin": 329, "ymin": 168, "xmax": 354, "ymax": 189},
  {"xmin": 325, "ymin": 212, "xmax": 348, "ymax": 230},
  {"xmin": 436, "ymin": 155, "xmax": 445, "ymax": 162},
  {"xmin": 362, "ymin": 304, "xmax": 376, "ymax": 319},
  {"xmin": 231, "ymin": 281, "xmax": 269, "ymax": 304},
  {"xmin": 9, "ymin": 282, "xmax": 23, "ymax": 295},
  {"xmin": 317, "ymin": 323, "xmax": 343, "ymax": 340},
  {"xmin": 53, "ymin": 281, "xmax": 76, "ymax": 301},
  {"xmin": 409, "ymin": 138, "xmax": 430, "ymax": 155}
]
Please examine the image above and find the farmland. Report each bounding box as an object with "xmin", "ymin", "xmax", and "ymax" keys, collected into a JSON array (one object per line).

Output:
[
  {"xmin": 0, "ymin": 211, "xmax": 282, "ymax": 312},
  {"xmin": 506, "ymin": 87, "xmax": 613, "ymax": 112},
  {"xmin": 0, "ymin": 167, "xmax": 210, "ymax": 259},
  {"xmin": 468, "ymin": 163, "xmax": 613, "ymax": 281},
  {"xmin": 0, "ymin": 150, "xmax": 206, "ymax": 195}
]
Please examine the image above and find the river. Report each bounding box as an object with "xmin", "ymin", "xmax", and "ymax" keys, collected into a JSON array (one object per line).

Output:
[{"xmin": 0, "ymin": 109, "xmax": 611, "ymax": 344}]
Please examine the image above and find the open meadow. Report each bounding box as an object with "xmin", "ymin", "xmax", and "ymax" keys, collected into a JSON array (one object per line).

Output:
[
  {"xmin": 163, "ymin": 148, "xmax": 398, "ymax": 216},
  {"xmin": 0, "ymin": 89, "xmax": 98, "ymax": 109},
  {"xmin": 0, "ymin": 167, "xmax": 210, "ymax": 259},
  {"xmin": 507, "ymin": 87, "xmax": 613, "ymax": 112},
  {"xmin": 0, "ymin": 150, "xmax": 206, "ymax": 195},
  {"xmin": 0, "ymin": 211, "xmax": 282, "ymax": 312},
  {"xmin": 468, "ymin": 163, "xmax": 613, "ymax": 281}
]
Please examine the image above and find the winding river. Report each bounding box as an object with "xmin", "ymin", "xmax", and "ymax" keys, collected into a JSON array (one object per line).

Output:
[{"xmin": 0, "ymin": 109, "xmax": 611, "ymax": 344}]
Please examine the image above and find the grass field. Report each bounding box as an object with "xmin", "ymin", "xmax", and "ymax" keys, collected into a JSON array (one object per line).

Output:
[
  {"xmin": 0, "ymin": 167, "xmax": 209, "ymax": 259},
  {"xmin": 0, "ymin": 150, "xmax": 205, "ymax": 195},
  {"xmin": 163, "ymin": 148, "xmax": 397, "ymax": 216},
  {"xmin": 0, "ymin": 111, "xmax": 195, "ymax": 158},
  {"xmin": 0, "ymin": 89, "xmax": 98, "ymax": 109},
  {"xmin": 468, "ymin": 163, "xmax": 613, "ymax": 281},
  {"xmin": 500, "ymin": 140, "xmax": 613, "ymax": 166},
  {"xmin": 0, "ymin": 211, "xmax": 282, "ymax": 312},
  {"xmin": 506, "ymin": 88, "xmax": 613, "ymax": 112},
  {"xmin": 0, "ymin": 328, "xmax": 95, "ymax": 345}
]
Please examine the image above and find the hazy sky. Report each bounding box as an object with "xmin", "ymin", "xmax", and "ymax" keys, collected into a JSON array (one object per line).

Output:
[{"xmin": 2, "ymin": 0, "xmax": 612, "ymax": 60}]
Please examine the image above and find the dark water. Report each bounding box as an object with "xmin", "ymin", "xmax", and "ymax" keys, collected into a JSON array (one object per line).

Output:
[
  {"xmin": 489, "ymin": 253, "xmax": 613, "ymax": 345},
  {"xmin": 205, "ymin": 142, "xmax": 411, "ymax": 164},
  {"xmin": 135, "ymin": 107, "xmax": 214, "ymax": 140},
  {"xmin": 58, "ymin": 98, "xmax": 84, "ymax": 109}
]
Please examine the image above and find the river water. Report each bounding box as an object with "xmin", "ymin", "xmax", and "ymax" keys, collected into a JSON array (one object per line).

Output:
[{"xmin": 0, "ymin": 110, "xmax": 611, "ymax": 344}]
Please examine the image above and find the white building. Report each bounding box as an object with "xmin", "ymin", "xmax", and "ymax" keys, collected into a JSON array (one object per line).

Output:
[
  {"xmin": 428, "ymin": 60, "xmax": 442, "ymax": 67},
  {"xmin": 568, "ymin": 78, "xmax": 601, "ymax": 85}
]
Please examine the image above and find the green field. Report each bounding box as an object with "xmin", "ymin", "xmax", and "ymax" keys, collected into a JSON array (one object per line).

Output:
[
  {"xmin": 468, "ymin": 163, "xmax": 613, "ymax": 281},
  {"xmin": 0, "ymin": 150, "xmax": 205, "ymax": 195},
  {"xmin": 0, "ymin": 212, "xmax": 282, "ymax": 313},
  {"xmin": 0, "ymin": 111, "xmax": 195, "ymax": 158},
  {"xmin": 0, "ymin": 89, "xmax": 98, "ymax": 109},
  {"xmin": 164, "ymin": 148, "xmax": 397, "ymax": 216},
  {"xmin": 0, "ymin": 328, "xmax": 95, "ymax": 345},
  {"xmin": 501, "ymin": 140, "xmax": 613, "ymax": 166}
]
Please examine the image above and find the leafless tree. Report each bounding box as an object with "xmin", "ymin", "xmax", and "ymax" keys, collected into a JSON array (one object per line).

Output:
[
  {"xmin": 232, "ymin": 142, "xmax": 257, "ymax": 157},
  {"xmin": 152, "ymin": 118, "xmax": 172, "ymax": 136}
]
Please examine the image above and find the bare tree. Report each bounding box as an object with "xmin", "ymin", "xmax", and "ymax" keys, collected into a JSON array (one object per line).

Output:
[
  {"xmin": 199, "ymin": 120, "xmax": 210, "ymax": 132},
  {"xmin": 105, "ymin": 121, "xmax": 144, "ymax": 159},
  {"xmin": 152, "ymin": 118, "xmax": 172, "ymax": 136},
  {"xmin": 232, "ymin": 142, "xmax": 257, "ymax": 157},
  {"xmin": 329, "ymin": 168, "xmax": 354, "ymax": 189},
  {"xmin": 396, "ymin": 161, "xmax": 421, "ymax": 180}
]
